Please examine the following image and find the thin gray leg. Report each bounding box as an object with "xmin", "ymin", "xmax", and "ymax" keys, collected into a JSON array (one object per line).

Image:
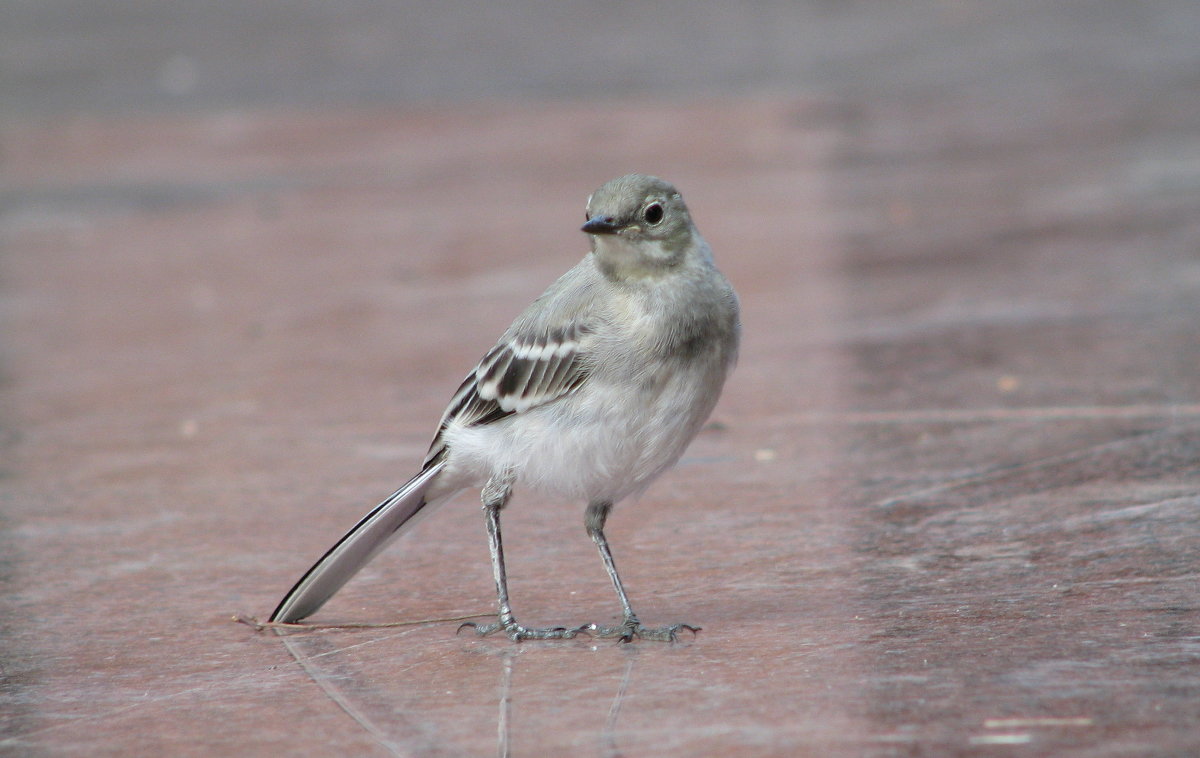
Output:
[
  {"xmin": 485, "ymin": 485, "xmax": 517, "ymax": 630},
  {"xmin": 460, "ymin": 474, "xmax": 582, "ymax": 641},
  {"xmin": 586, "ymin": 501, "xmax": 638, "ymax": 623},
  {"xmin": 584, "ymin": 500, "xmax": 699, "ymax": 643}
]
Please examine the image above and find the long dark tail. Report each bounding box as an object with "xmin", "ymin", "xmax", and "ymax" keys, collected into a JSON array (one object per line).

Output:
[{"xmin": 270, "ymin": 460, "xmax": 449, "ymax": 623}]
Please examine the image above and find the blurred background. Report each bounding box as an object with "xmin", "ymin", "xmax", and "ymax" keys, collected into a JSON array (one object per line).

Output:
[
  {"xmin": 4, "ymin": 1, "xmax": 1200, "ymax": 755},
  {"xmin": 5, "ymin": 0, "xmax": 1197, "ymax": 113}
]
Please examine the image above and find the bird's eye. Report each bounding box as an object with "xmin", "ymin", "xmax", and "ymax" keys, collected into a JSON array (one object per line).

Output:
[
  {"xmin": 643, "ymin": 202, "xmax": 664, "ymax": 226},
  {"xmin": 585, "ymin": 210, "xmax": 591, "ymax": 221}
]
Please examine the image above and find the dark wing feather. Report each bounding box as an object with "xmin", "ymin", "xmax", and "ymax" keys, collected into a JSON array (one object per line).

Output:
[{"xmin": 422, "ymin": 323, "xmax": 590, "ymax": 467}]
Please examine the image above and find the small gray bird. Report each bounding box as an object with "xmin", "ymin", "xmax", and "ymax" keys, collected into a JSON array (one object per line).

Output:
[{"xmin": 269, "ymin": 174, "xmax": 740, "ymax": 641}]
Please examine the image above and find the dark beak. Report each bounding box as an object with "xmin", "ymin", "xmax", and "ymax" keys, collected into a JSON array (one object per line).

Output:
[{"xmin": 581, "ymin": 216, "xmax": 620, "ymax": 235}]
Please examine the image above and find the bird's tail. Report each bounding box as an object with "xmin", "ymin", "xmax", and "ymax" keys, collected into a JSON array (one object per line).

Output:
[{"xmin": 270, "ymin": 460, "xmax": 451, "ymax": 623}]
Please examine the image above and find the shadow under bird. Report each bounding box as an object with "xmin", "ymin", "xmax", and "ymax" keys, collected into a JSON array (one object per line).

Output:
[{"xmin": 269, "ymin": 173, "xmax": 740, "ymax": 641}]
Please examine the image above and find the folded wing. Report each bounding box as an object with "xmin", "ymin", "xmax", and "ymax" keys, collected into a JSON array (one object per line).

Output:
[{"xmin": 424, "ymin": 322, "xmax": 592, "ymax": 467}]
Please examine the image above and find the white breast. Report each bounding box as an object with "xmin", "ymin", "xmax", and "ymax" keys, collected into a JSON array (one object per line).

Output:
[{"xmin": 440, "ymin": 347, "xmax": 724, "ymax": 505}]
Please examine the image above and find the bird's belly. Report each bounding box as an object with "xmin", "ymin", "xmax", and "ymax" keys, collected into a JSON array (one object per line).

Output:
[{"xmin": 442, "ymin": 366, "xmax": 715, "ymax": 504}]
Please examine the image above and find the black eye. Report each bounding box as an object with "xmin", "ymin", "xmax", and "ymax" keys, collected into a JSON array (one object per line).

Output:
[{"xmin": 643, "ymin": 202, "xmax": 664, "ymax": 226}]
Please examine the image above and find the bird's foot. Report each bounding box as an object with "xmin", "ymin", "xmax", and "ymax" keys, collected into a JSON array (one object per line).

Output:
[
  {"xmin": 458, "ymin": 619, "xmax": 586, "ymax": 642},
  {"xmin": 582, "ymin": 618, "xmax": 701, "ymax": 643}
]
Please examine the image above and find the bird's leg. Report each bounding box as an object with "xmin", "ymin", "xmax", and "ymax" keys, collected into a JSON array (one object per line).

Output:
[
  {"xmin": 582, "ymin": 501, "xmax": 700, "ymax": 643},
  {"xmin": 461, "ymin": 474, "xmax": 582, "ymax": 641}
]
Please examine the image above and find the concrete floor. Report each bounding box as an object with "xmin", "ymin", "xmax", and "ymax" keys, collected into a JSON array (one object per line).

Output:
[{"xmin": 3, "ymin": 2, "xmax": 1200, "ymax": 756}]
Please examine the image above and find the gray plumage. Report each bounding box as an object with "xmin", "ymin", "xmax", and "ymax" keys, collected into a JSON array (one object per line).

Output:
[{"xmin": 270, "ymin": 174, "xmax": 740, "ymax": 641}]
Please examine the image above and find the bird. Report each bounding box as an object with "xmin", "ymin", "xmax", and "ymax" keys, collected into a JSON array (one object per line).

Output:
[{"xmin": 269, "ymin": 173, "xmax": 740, "ymax": 642}]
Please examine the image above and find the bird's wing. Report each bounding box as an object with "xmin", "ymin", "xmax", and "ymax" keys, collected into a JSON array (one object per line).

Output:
[{"xmin": 423, "ymin": 320, "xmax": 592, "ymax": 467}]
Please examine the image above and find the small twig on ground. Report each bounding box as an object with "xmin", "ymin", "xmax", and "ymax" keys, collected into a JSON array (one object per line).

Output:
[{"xmin": 232, "ymin": 612, "xmax": 492, "ymax": 632}]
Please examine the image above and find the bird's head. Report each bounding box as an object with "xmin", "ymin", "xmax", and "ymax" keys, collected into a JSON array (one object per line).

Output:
[{"xmin": 582, "ymin": 174, "xmax": 703, "ymax": 279}]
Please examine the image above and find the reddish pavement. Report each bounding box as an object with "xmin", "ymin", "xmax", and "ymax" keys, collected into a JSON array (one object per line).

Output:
[{"xmin": 3, "ymin": 3, "xmax": 1200, "ymax": 756}]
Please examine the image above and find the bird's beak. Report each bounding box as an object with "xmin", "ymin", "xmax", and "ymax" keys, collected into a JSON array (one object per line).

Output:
[{"xmin": 581, "ymin": 216, "xmax": 620, "ymax": 235}]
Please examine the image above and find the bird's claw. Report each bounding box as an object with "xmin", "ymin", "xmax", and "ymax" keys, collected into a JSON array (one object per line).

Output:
[
  {"xmin": 457, "ymin": 620, "xmax": 587, "ymax": 641},
  {"xmin": 457, "ymin": 617, "xmax": 699, "ymax": 643},
  {"xmin": 582, "ymin": 620, "xmax": 701, "ymax": 643}
]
